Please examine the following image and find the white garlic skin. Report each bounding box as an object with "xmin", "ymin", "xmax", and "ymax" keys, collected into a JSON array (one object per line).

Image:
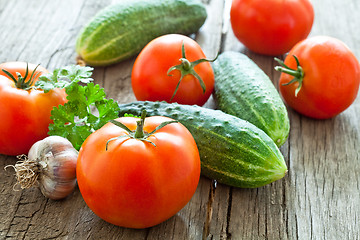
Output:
[{"xmin": 28, "ymin": 136, "xmax": 78, "ymax": 200}]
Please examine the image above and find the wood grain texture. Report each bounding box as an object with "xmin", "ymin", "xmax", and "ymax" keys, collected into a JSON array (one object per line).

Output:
[{"xmin": 0, "ymin": 0, "xmax": 359, "ymax": 239}]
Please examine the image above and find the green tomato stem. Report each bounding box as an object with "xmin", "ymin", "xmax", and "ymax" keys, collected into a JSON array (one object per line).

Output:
[
  {"xmin": 2, "ymin": 63, "xmax": 41, "ymax": 90},
  {"xmin": 274, "ymin": 66, "xmax": 303, "ymax": 79},
  {"xmin": 134, "ymin": 110, "xmax": 147, "ymax": 138},
  {"xmin": 107, "ymin": 110, "xmax": 178, "ymax": 150},
  {"xmin": 180, "ymin": 58, "xmax": 192, "ymax": 71},
  {"xmin": 167, "ymin": 41, "xmax": 218, "ymax": 101},
  {"xmin": 274, "ymin": 56, "xmax": 304, "ymax": 97}
]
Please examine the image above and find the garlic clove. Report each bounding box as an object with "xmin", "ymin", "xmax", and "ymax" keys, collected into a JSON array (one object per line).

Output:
[
  {"xmin": 40, "ymin": 150, "xmax": 78, "ymax": 182},
  {"xmin": 40, "ymin": 175, "xmax": 77, "ymax": 200}
]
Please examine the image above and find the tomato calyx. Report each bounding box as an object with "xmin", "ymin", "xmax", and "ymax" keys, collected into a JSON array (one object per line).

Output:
[
  {"xmin": 275, "ymin": 55, "xmax": 304, "ymax": 97},
  {"xmin": 167, "ymin": 42, "xmax": 217, "ymax": 101},
  {"xmin": 106, "ymin": 110, "xmax": 178, "ymax": 150},
  {"xmin": 2, "ymin": 63, "xmax": 41, "ymax": 90}
]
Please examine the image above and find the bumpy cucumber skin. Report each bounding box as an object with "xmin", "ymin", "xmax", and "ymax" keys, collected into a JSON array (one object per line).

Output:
[
  {"xmin": 76, "ymin": 0, "xmax": 207, "ymax": 66},
  {"xmin": 212, "ymin": 51, "xmax": 290, "ymax": 147},
  {"xmin": 119, "ymin": 101, "xmax": 287, "ymax": 188}
]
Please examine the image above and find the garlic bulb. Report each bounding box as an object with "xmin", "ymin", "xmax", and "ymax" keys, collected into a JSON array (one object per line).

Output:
[{"xmin": 8, "ymin": 136, "xmax": 78, "ymax": 200}]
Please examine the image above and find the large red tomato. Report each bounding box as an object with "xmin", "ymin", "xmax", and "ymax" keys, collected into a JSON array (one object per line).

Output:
[
  {"xmin": 77, "ymin": 114, "xmax": 201, "ymax": 229},
  {"xmin": 276, "ymin": 36, "xmax": 360, "ymax": 119},
  {"xmin": 131, "ymin": 34, "xmax": 215, "ymax": 106},
  {"xmin": 0, "ymin": 62, "xmax": 67, "ymax": 155},
  {"xmin": 230, "ymin": 0, "xmax": 314, "ymax": 56}
]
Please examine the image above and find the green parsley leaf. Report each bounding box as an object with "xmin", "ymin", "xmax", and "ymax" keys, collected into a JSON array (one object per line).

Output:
[
  {"xmin": 47, "ymin": 67, "xmax": 120, "ymax": 150},
  {"xmin": 35, "ymin": 65, "xmax": 94, "ymax": 93},
  {"xmin": 48, "ymin": 104, "xmax": 91, "ymax": 150}
]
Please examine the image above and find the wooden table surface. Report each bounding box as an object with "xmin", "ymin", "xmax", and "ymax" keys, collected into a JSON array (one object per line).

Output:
[{"xmin": 1, "ymin": 0, "xmax": 359, "ymax": 239}]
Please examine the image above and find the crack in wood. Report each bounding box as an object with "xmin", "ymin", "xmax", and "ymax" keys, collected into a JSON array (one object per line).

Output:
[
  {"xmin": 202, "ymin": 179, "xmax": 217, "ymax": 240},
  {"xmin": 225, "ymin": 187, "xmax": 232, "ymax": 240},
  {"xmin": 4, "ymin": 191, "xmax": 24, "ymax": 238},
  {"xmin": 46, "ymin": 47, "xmax": 73, "ymax": 69}
]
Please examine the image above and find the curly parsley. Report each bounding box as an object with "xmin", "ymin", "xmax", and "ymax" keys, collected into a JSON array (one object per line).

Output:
[{"xmin": 35, "ymin": 65, "xmax": 120, "ymax": 150}]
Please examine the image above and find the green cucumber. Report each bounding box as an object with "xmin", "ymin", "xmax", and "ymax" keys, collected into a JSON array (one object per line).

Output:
[
  {"xmin": 76, "ymin": 0, "xmax": 207, "ymax": 66},
  {"xmin": 212, "ymin": 51, "xmax": 290, "ymax": 146},
  {"xmin": 119, "ymin": 101, "xmax": 287, "ymax": 188}
]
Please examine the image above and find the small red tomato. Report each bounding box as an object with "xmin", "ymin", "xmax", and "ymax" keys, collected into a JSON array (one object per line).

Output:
[
  {"xmin": 0, "ymin": 62, "xmax": 67, "ymax": 155},
  {"xmin": 275, "ymin": 36, "xmax": 360, "ymax": 119},
  {"xmin": 230, "ymin": 0, "xmax": 314, "ymax": 56},
  {"xmin": 77, "ymin": 112, "xmax": 201, "ymax": 228},
  {"xmin": 131, "ymin": 34, "xmax": 215, "ymax": 106}
]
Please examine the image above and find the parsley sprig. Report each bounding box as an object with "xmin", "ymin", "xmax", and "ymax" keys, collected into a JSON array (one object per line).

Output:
[
  {"xmin": 35, "ymin": 65, "xmax": 93, "ymax": 93},
  {"xmin": 35, "ymin": 65, "xmax": 120, "ymax": 150}
]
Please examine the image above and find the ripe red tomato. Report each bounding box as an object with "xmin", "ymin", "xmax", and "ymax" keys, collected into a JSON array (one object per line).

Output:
[
  {"xmin": 131, "ymin": 34, "xmax": 215, "ymax": 106},
  {"xmin": 0, "ymin": 62, "xmax": 67, "ymax": 155},
  {"xmin": 230, "ymin": 0, "xmax": 314, "ymax": 56},
  {"xmin": 276, "ymin": 36, "xmax": 360, "ymax": 119},
  {"xmin": 77, "ymin": 115, "xmax": 201, "ymax": 229}
]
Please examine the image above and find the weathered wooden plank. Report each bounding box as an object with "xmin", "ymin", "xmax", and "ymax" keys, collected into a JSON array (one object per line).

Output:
[
  {"xmin": 221, "ymin": 0, "xmax": 360, "ymax": 239},
  {"xmin": 219, "ymin": 2, "xmax": 291, "ymax": 240},
  {"xmin": 285, "ymin": 0, "xmax": 360, "ymax": 238}
]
